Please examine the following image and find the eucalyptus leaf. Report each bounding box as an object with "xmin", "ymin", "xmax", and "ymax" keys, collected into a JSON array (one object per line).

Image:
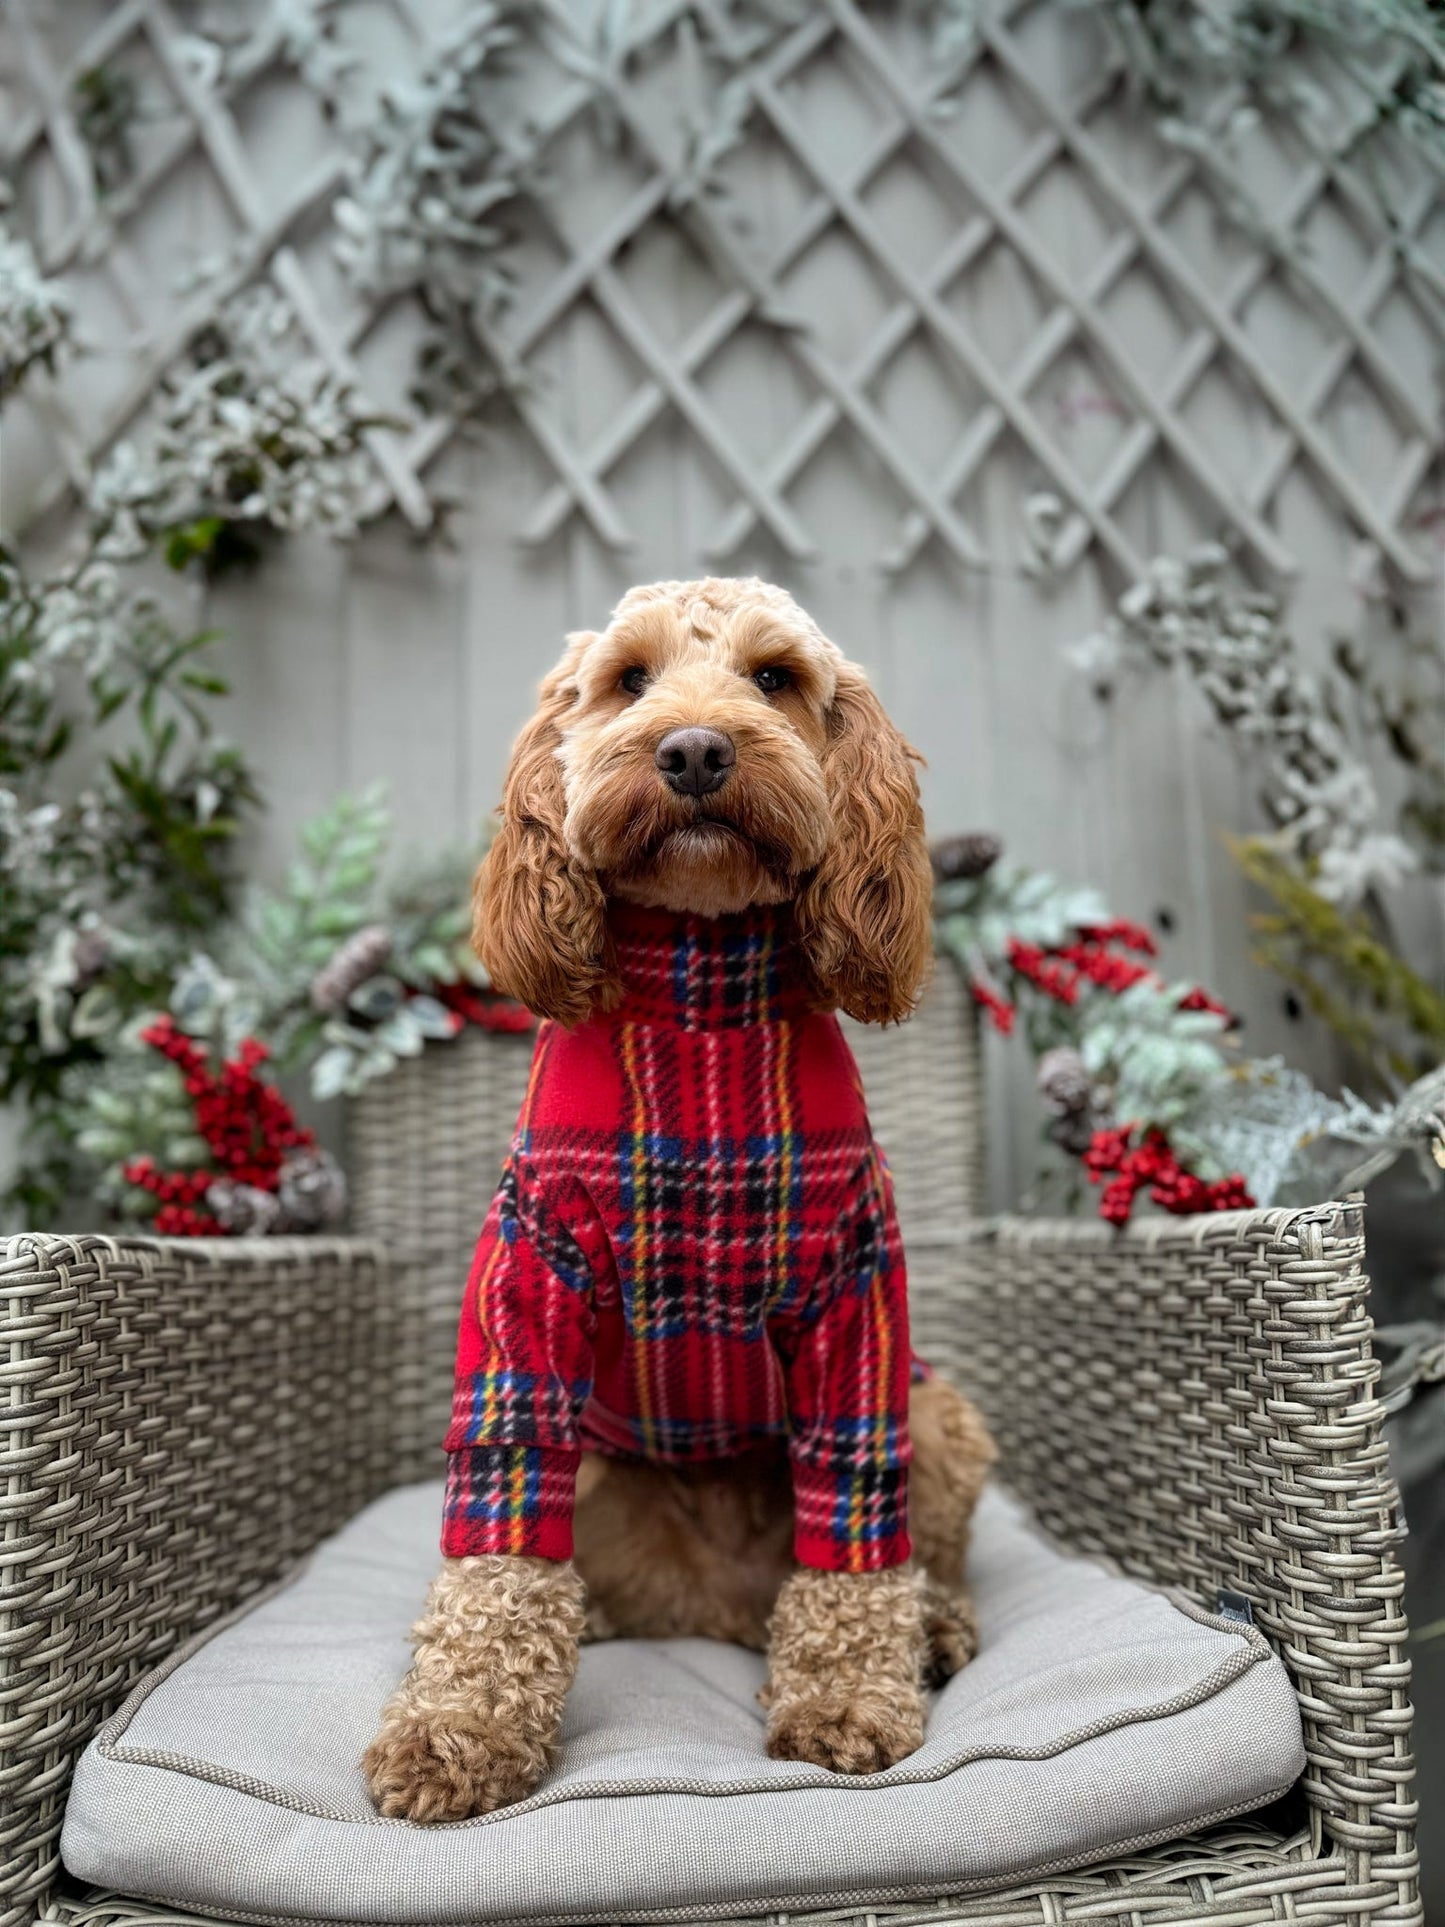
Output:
[
  {"xmin": 377, "ymin": 1010, "xmax": 425, "ymax": 1056},
  {"xmin": 311, "ymin": 1044, "xmax": 357, "ymax": 1101},
  {"xmin": 348, "ymin": 973, "xmax": 405, "ymax": 1021},
  {"xmin": 71, "ymin": 983, "xmax": 120, "ymax": 1037},
  {"xmin": 407, "ymin": 993, "xmax": 460, "ymax": 1038}
]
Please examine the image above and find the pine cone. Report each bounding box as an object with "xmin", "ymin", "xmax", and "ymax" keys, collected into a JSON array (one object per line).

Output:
[
  {"xmin": 276, "ymin": 1147, "xmax": 347, "ymax": 1230},
  {"xmin": 930, "ymin": 832, "xmax": 1002, "ymax": 882},
  {"xmin": 71, "ymin": 924, "xmax": 113, "ymax": 986},
  {"xmin": 310, "ymin": 923, "xmax": 393, "ymax": 1013},
  {"xmin": 1036, "ymin": 1046, "xmax": 1093, "ymax": 1115},
  {"xmin": 1047, "ymin": 1111, "xmax": 1099, "ymax": 1157},
  {"xmin": 205, "ymin": 1179, "xmax": 282, "ymax": 1236}
]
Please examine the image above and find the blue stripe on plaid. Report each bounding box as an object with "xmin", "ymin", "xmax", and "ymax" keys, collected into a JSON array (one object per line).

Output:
[
  {"xmin": 496, "ymin": 1159, "xmax": 592, "ymax": 1295},
  {"xmin": 446, "ymin": 1443, "xmax": 545, "ymax": 1528},
  {"xmin": 612, "ymin": 1128, "xmax": 809, "ymax": 1338},
  {"xmin": 790, "ymin": 1410, "xmax": 907, "ymax": 1465},
  {"xmin": 455, "ymin": 1368, "xmax": 592, "ymax": 1447}
]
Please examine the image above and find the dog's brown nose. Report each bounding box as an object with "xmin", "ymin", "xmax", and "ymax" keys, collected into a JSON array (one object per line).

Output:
[{"xmin": 655, "ymin": 726, "xmax": 735, "ymax": 798}]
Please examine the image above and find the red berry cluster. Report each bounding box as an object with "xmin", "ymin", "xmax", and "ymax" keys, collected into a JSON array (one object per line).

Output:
[
  {"xmin": 1005, "ymin": 927, "xmax": 1164, "ymax": 1004},
  {"xmin": 1078, "ymin": 919, "xmax": 1158, "ymax": 957},
  {"xmin": 1083, "ymin": 1126, "xmax": 1254, "ymax": 1226},
  {"xmin": 121, "ymin": 1016, "xmax": 315, "ymax": 1236},
  {"xmin": 121, "ymin": 1158, "xmax": 224, "ymax": 1236},
  {"xmin": 1178, "ymin": 986, "xmax": 1236, "ymax": 1021},
  {"xmin": 968, "ymin": 978, "xmax": 1016, "ymax": 1036},
  {"xmin": 1005, "ymin": 939, "xmax": 1082, "ymax": 1003},
  {"xmin": 435, "ymin": 982, "xmax": 535, "ymax": 1034}
]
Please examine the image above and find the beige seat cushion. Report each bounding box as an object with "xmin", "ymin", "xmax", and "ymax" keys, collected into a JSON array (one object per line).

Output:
[{"xmin": 63, "ymin": 1480, "xmax": 1305, "ymax": 1926}]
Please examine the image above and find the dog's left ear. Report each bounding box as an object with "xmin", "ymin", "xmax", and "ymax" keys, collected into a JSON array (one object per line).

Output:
[
  {"xmin": 471, "ymin": 637, "xmax": 618, "ymax": 1029},
  {"xmin": 794, "ymin": 662, "xmax": 933, "ymax": 1025}
]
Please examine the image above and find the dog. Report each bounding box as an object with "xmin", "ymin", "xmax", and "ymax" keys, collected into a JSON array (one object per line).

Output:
[{"xmin": 363, "ymin": 577, "xmax": 996, "ymax": 1823}]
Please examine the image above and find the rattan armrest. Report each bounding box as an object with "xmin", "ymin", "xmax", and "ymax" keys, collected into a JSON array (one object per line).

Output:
[
  {"xmin": 931, "ymin": 1202, "xmax": 1420, "ymax": 1921},
  {"xmin": 0, "ymin": 1234, "xmax": 393, "ymax": 1927}
]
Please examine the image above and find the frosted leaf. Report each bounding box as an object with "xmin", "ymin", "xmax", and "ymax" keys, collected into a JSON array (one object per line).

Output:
[
  {"xmin": 0, "ymin": 224, "xmax": 73, "ymax": 397},
  {"xmin": 1073, "ymin": 544, "xmax": 1416, "ymax": 905}
]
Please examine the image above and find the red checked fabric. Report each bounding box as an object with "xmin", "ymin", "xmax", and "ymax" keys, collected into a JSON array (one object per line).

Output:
[{"xmin": 441, "ymin": 903, "xmax": 914, "ymax": 1573}]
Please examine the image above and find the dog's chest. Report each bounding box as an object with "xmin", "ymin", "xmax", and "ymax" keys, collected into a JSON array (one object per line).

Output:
[{"xmin": 528, "ymin": 1010, "xmax": 878, "ymax": 1335}]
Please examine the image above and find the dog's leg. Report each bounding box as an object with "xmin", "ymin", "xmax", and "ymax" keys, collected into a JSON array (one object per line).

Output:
[
  {"xmin": 764, "ymin": 1565, "xmax": 928, "ymax": 1773},
  {"xmin": 908, "ymin": 1374, "xmax": 996, "ymax": 1685},
  {"xmin": 363, "ymin": 1553, "xmax": 584, "ymax": 1823}
]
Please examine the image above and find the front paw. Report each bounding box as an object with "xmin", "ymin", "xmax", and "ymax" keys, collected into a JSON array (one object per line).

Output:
[
  {"xmin": 364, "ymin": 1697, "xmax": 552, "ymax": 1822},
  {"xmin": 922, "ymin": 1579, "xmax": 979, "ymax": 1687},
  {"xmin": 767, "ymin": 1689, "xmax": 925, "ymax": 1774}
]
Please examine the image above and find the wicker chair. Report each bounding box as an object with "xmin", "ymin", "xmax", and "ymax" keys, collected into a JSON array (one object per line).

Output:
[{"xmin": 0, "ymin": 962, "xmax": 1422, "ymax": 1927}]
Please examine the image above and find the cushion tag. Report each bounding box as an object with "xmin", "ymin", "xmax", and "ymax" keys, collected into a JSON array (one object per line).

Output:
[{"xmin": 1215, "ymin": 1587, "xmax": 1254, "ymax": 1625}]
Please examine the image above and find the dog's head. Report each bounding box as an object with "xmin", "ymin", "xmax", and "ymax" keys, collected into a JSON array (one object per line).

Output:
[{"xmin": 474, "ymin": 577, "xmax": 932, "ymax": 1028}]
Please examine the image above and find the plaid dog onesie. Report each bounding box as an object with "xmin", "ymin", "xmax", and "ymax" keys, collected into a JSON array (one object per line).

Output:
[{"xmin": 442, "ymin": 903, "xmax": 915, "ymax": 1574}]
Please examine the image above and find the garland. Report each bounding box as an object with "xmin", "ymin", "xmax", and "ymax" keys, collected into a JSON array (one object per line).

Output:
[
  {"xmin": 934, "ymin": 837, "xmax": 1445, "ymax": 1222},
  {"xmin": 121, "ymin": 1019, "xmax": 339, "ymax": 1237}
]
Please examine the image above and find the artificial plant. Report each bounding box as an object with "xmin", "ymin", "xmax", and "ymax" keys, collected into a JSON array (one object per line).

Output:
[
  {"xmin": 933, "ymin": 836, "xmax": 1445, "ymax": 1222},
  {"xmin": 1075, "ymin": 545, "xmax": 1445, "ymax": 1092},
  {"xmin": 0, "ymin": 242, "xmax": 389, "ymax": 1223}
]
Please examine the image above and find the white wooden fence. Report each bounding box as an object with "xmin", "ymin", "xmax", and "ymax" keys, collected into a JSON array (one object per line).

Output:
[{"xmin": 4, "ymin": 0, "xmax": 1443, "ymax": 1202}]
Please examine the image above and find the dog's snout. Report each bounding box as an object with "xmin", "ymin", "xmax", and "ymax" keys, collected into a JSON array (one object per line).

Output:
[{"xmin": 655, "ymin": 726, "xmax": 735, "ymax": 798}]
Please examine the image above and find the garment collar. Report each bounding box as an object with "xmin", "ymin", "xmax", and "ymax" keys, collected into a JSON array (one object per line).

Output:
[{"xmin": 603, "ymin": 902, "xmax": 814, "ymax": 1028}]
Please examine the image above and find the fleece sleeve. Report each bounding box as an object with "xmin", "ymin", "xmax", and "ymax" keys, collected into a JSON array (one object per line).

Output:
[{"xmin": 441, "ymin": 1155, "xmax": 603, "ymax": 1561}]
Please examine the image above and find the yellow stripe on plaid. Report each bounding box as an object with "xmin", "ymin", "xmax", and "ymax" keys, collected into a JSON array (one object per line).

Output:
[{"xmin": 619, "ymin": 1021, "xmax": 658, "ymax": 1454}]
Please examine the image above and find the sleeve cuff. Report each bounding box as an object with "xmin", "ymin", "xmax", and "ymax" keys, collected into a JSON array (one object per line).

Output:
[
  {"xmin": 790, "ymin": 1460, "xmax": 912, "ymax": 1573},
  {"xmin": 441, "ymin": 1443, "xmax": 580, "ymax": 1561}
]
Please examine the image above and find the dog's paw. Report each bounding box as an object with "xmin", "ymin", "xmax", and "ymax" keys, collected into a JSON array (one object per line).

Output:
[
  {"xmin": 923, "ymin": 1582, "xmax": 979, "ymax": 1688},
  {"xmin": 363, "ymin": 1702, "xmax": 550, "ymax": 1823},
  {"xmin": 766, "ymin": 1690, "xmax": 925, "ymax": 1775}
]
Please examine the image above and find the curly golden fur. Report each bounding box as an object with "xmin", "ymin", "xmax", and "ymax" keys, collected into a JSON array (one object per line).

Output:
[
  {"xmin": 363, "ymin": 1555, "xmax": 585, "ymax": 1821},
  {"xmin": 471, "ymin": 576, "xmax": 934, "ymax": 1027},
  {"xmin": 364, "ymin": 579, "xmax": 994, "ymax": 1821}
]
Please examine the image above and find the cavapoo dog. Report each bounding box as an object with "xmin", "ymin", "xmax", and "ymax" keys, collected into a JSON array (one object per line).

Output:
[{"xmin": 364, "ymin": 577, "xmax": 996, "ymax": 1823}]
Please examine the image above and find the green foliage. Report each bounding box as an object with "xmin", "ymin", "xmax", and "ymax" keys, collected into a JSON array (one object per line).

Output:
[
  {"xmin": 935, "ymin": 864, "xmax": 1109, "ymax": 971},
  {"xmin": 73, "ymin": 63, "xmax": 140, "ymax": 194},
  {"xmin": 1086, "ymin": 0, "xmax": 1445, "ymax": 199},
  {"xmin": 935, "ymin": 861, "xmax": 1241, "ymax": 1173},
  {"xmin": 934, "ymin": 852, "xmax": 1444, "ymax": 1211},
  {"xmin": 1232, "ymin": 835, "xmax": 1445, "ymax": 1085},
  {"xmin": 250, "ymin": 786, "xmax": 391, "ymax": 986},
  {"xmin": 1079, "ymin": 981, "xmax": 1231, "ymax": 1129},
  {"xmin": 0, "ymin": 219, "xmax": 72, "ymax": 398},
  {"xmin": 88, "ymin": 296, "xmax": 388, "ymax": 569}
]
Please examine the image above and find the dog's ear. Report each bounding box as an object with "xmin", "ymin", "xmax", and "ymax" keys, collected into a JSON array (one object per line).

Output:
[
  {"xmin": 794, "ymin": 661, "xmax": 933, "ymax": 1025},
  {"xmin": 472, "ymin": 639, "xmax": 617, "ymax": 1028}
]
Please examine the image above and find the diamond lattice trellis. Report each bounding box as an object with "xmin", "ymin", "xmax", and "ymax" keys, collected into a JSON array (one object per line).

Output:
[{"xmin": 5, "ymin": 0, "xmax": 1444, "ymax": 586}]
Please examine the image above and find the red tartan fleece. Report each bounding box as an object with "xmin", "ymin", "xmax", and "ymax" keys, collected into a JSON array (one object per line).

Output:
[{"xmin": 441, "ymin": 902, "xmax": 914, "ymax": 1573}]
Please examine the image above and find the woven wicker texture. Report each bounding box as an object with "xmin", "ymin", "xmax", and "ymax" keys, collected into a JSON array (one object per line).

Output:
[
  {"xmin": 348, "ymin": 959, "xmax": 985, "ymax": 1483},
  {"xmin": 37, "ymin": 1819, "xmax": 1336, "ymax": 1927},
  {"xmin": 944, "ymin": 1205, "xmax": 1420, "ymax": 1924},
  {"xmin": 0, "ymin": 1235, "xmax": 391, "ymax": 1927}
]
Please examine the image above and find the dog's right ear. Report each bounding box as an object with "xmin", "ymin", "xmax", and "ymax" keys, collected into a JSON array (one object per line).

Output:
[{"xmin": 472, "ymin": 638, "xmax": 616, "ymax": 1029}]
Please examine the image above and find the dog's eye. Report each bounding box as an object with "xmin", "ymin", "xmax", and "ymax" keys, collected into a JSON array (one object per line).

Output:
[
  {"xmin": 753, "ymin": 665, "xmax": 790, "ymax": 695},
  {"xmin": 619, "ymin": 666, "xmax": 649, "ymax": 697}
]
